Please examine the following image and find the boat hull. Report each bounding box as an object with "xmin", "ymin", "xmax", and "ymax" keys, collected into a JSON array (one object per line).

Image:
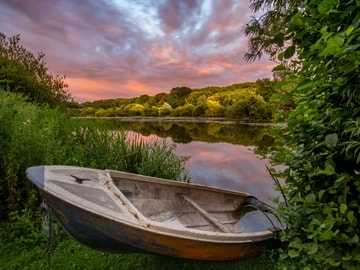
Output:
[
  {"xmin": 27, "ymin": 165, "xmax": 278, "ymax": 261},
  {"xmin": 41, "ymin": 189, "xmax": 273, "ymax": 260}
]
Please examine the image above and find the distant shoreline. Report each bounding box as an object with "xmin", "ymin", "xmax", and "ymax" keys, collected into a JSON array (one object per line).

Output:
[{"xmin": 75, "ymin": 116, "xmax": 278, "ymax": 126}]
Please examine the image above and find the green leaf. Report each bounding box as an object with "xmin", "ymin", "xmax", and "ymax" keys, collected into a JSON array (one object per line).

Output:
[
  {"xmin": 284, "ymin": 45, "xmax": 296, "ymax": 59},
  {"xmin": 320, "ymin": 230, "xmax": 334, "ymax": 241},
  {"xmin": 305, "ymin": 193, "xmax": 316, "ymax": 203},
  {"xmin": 347, "ymin": 211, "xmax": 355, "ymax": 223},
  {"xmin": 345, "ymin": 25, "xmax": 354, "ymax": 36},
  {"xmin": 272, "ymin": 64, "xmax": 286, "ymax": 71},
  {"xmin": 340, "ymin": 204, "xmax": 347, "ymax": 214},
  {"xmin": 320, "ymin": 25, "xmax": 328, "ymax": 34},
  {"xmin": 325, "ymin": 133, "xmax": 338, "ymax": 148},
  {"xmin": 273, "ymin": 33, "xmax": 284, "ymax": 46},
  {"xmin": 325, "ymin": 257, "xmax": 341, "ymax": 266},
  {"xmin": 320, "ymin": 34, "xmax": 345, "ymax": 57},
  {"xmin": 318, "ymin": 0, "xmax": 340, "ymax": 14},
  {"xmin": 307, "ymin": 243, "xmax": 318, "ymax": 254},
  {"xmin": 277, "ymin": 52, "xmax": 284, "ymax": 61},
  {"xmin": 350, "ymin": 234, "xmax": 359, "ymax": 244},
  {"xmin": 288, "ymin": 249, "xmax": 299, "ymax": 258},
  {"xmin": 317, "ymin": 160, "xmax": 336, "ymax": 175},
  {"xmin": 334, "ymin": 175, "xmax": 347, "ymax": 188},
  {"xmin": 296, "ymin": 81, "xmax": 313, "ymax": 92}
]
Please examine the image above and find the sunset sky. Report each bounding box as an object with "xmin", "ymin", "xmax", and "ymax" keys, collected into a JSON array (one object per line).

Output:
[{"xmin": 0, "ymin": 0, "xmax": 275, "ymax": 102}]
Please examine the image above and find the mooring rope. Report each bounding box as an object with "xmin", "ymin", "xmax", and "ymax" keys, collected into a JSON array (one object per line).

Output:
[{"xmin": 40, "ymin": 200, "xmax": 56, "ymax": 270}]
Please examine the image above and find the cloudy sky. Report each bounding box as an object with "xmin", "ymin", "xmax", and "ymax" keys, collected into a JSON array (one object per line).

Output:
[{"xmin": 0, "ymin": 0, "xmax": 275, "ymax": 102}]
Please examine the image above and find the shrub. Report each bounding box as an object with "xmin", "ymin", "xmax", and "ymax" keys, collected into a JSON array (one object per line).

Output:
[
  {"xmin": 0, "ymin": 33, "xmax": 72, "ymax": 106},
  {"xmin": 246, "ymin": 0, "xmax": 360, "ymax": 268},
  {"xmin": 205, "ymin": 100, "xmax": 225, "ymax": 117},
  {"xmin": 158, "ymin": 102, "xmax": 173, "ymax": 116},
  {"xmin": 171, "ymin": 103, "xmax": 194, "ymax": 117}
]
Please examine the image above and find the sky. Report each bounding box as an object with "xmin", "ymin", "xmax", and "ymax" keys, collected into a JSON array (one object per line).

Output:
[{"xmin": 0, "ymin": 0, "xmax": 275, "ymax": 102}]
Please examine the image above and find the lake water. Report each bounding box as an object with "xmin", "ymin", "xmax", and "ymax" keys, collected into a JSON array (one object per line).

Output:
[{"xmin": 91, "ymin": 118, "xmax": 279, "ymax": 203}]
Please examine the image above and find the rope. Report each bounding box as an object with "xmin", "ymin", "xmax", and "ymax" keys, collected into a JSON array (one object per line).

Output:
[{"xmin": 40, "ymin": 200, "xmax": 56, "ymax": 270}]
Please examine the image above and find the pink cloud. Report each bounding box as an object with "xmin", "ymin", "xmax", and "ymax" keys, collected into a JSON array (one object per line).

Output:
[{"xmin": 0, "ymin": 0, "xmax": 275, "ymax": 102}]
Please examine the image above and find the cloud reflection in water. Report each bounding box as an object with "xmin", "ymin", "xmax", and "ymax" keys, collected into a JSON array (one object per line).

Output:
[
  {"xmin": 128, "ymin": 132, "xmax": 279, "ymax": 202},
  {"xmin": 175, "ymin": 141, "xmax": 278, "ymax": 202}
]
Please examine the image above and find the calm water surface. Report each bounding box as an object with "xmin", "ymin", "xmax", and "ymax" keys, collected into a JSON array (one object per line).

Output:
[{"xmin": 176, "ymin": 141, "xmax": 276, "ymax": 201}]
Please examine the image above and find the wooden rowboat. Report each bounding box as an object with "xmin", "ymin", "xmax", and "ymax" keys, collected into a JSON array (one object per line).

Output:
[{"xmin": 26, "ymin": 165, "xmax": 280, "ymax": 261}]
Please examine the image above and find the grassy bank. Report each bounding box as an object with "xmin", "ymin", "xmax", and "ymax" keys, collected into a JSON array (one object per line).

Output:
[
  {"xmin": 0, "ymin": 231, "xmax": 276, "ymax": 270},
  {"xmin": 0, "ymin": 89, "xmax": 278, "ymax": 269}
]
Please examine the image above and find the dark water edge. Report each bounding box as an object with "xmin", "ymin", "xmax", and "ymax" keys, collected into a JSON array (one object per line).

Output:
[{"xmin": 76, "ymin": 116, "xmax": 275, "ymax": 125}]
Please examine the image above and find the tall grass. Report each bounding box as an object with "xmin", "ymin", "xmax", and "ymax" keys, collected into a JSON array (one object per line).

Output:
[
  {"xmin": 0, "ymin": 89, "xmax": 189, "ymax": 218},
  {"xmin": 68, "ymin": 126, "xmax": 190, "ymax": 181}
]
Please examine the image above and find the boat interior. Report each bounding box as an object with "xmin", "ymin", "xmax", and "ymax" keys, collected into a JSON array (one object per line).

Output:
[{"xmin": 110, "ymin": 174, "xmax": 274, "ymax": 233}]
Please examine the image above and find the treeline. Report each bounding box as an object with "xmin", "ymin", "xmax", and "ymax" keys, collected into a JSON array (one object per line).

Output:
[
  {"xmin": 75, "ymin": 80, "xmax": 295, "ymax": 122},
  {"xmin": 0, "ymin": 33, "xmax": 73, "ymax": 107},
  {"xmin": 0, "ymin": 32, "xmax": 295, "ymax": 121}
]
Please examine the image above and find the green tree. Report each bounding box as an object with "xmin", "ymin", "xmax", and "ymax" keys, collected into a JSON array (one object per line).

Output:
[
  {"xmin": 0, "ymin": 33, "xmax": 72, "ymax": 106},
  {"xmin": 246, "ymin": 0, "xmax": 360, "ymax": 268},
  {"xmin": 158, "ymin": 102, "xmax": 173, "ymax": 116},
  {"xmin": 192, "ymin": 104, "xmax": 206, "ymax": 117},
  {"xmin": 143, "ymin": 106, "xmax": 159, "ymax": 117},
  {"xmin": 171, "ymin": 103, "xmax": 195, "ymax": 117},
  {"xmin": 125, "ymin": 103, "xmax": 145, "ymax": 116},
  {"xmin": 226, "ymin": 94, "xmax": 270, "ymax": 121},
  {"xmin": 154, "ymin": 92, "xmax": 168, "ymax": 106},
  {"xmin": 95, "ymin": 108, "xmax": 107, "ymax": 117},
  {"xmin": 166, "ymin": 86, "xmax": 192, "ymax": 108},
  {"xmin": 205, "ymin": 100, "xmax": 225, "ymax": 117},
  {"xmin": 136, "ymin": 94, "xmax": 150, "ymax": 104},
  {"xmin": 255, "ymin": 78, "xmax": 276, "ymax": 102},
  {"xmin": 79, "ymin": 106, "xmax": 96, "ymax": 116}
]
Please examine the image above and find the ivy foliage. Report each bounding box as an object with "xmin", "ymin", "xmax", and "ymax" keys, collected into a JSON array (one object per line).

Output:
[{"xmin": 247, "ymin": 0, "xmax": 360, "ymax": 269}]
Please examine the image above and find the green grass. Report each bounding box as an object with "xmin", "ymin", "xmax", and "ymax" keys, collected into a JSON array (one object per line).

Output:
[{"xmin": 0, "ymin": 229, "xmax": 276, "ymax": 270}]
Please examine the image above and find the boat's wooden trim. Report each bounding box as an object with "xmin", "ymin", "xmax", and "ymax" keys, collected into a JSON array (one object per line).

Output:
[
  {"xmin": 106, "ymin": 169, "xmax": 251, "ymax": 197},
  {"xmin": 179, "ymin": 194, "xmax": 230, "ymax": 233},
  {"xmin": 103, "ymin": 171, "xmax": 150, "ymax": 228}
]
